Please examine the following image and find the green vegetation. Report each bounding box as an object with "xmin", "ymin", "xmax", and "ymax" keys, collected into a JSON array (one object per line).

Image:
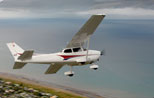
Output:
[{"xmin": 0, "ymin": 78, "xmax": 87, "ymax": 98}]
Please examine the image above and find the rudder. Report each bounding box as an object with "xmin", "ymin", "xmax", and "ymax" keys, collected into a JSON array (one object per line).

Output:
[{"xmin": 7, "ymin": 42, "xmax": 24, "ymax": 61}]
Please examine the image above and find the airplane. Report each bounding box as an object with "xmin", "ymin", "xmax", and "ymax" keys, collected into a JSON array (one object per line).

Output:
[{"xmin": 7, "ymin": 14, "xmax": 105, "ymax": 77}]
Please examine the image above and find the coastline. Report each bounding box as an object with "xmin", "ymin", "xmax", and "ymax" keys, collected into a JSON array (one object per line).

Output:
[{"xmin": 0, "ymin": 72, "xmax": 104, "ymax": 98}]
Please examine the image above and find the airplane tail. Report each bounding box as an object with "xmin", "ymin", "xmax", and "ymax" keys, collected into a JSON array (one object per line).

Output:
[
  {"xmin": 7, "ymin": 42, "xmax": 33, "ymax": 69},
  {"xmin": 7, "ymin": 42, "xmax": 24, "ymax": 61}
]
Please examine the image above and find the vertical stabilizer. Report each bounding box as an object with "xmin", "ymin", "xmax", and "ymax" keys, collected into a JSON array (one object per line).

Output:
[{"xmin": 7, "ymin": 42, "xmax": 24, "ymax": 61}]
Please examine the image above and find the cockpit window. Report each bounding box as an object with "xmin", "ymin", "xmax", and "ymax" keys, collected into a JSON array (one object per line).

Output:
[
  {"xmin": 64, "ymin": 49, "xmax": 72, "ymax": 53},
  {"xmin": 73, "ymin": 47, "xmax": 81, "ymax": 52}
]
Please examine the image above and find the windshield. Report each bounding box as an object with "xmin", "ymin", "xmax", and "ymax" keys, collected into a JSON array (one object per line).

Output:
[{"xmin": 72, "ymin": 47, "xmax": 82, "ymax": 52}]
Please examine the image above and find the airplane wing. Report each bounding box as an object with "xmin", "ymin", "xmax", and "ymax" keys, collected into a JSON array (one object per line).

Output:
[
  {"xmin": 18, "ymin": 50, "xmax": 34, "ymax": 60},
  {"xmin": 45, "ymin": 63, "xmax": 64, "ymax": 74},
  {"xmin": 66, "ymin": 15, "xmax": 105, "ymax": 48}
]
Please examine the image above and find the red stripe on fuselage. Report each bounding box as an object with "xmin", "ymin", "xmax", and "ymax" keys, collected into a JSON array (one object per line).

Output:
[
  {"xmin": 59, "ymin": 55, "xmax": 85, "ymax": 60},
  {"xmin": 17, "ymin": 53, "xmax": 23, "ymax": 55},
  {"xmin": 14, "ymin": 53, "xmax": 22, "ymax": 56}
]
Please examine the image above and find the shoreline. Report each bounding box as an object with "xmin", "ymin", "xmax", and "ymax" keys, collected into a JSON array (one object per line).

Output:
[{"xmin": 0, "ymin": 72, "xmax": 104, "ymax": 98}]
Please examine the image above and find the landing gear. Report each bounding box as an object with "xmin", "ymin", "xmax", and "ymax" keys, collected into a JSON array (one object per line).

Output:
[
  {"xmin": 90, "ymin": 64, "xmax": 99, "ymax": 70},
  {"xmin": 64, "ymin": 66, "xmax": 74, "ymax": 77},
  {"xmin": 64, "ymin": 71, "xmax": 74, "ymax": 77}
]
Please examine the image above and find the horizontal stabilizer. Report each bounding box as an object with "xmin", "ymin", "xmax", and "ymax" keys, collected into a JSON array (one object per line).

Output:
[
  {"xmin": 13, "ymin": 62, "xmax": 27, "ymax": 69},
  {"xmin": 45, "ymin": 63, "xmax": 63, "ymax": 74},
  {"xmin": 18, "ymin": 50, "xmax": 34, "ymax": 60}
]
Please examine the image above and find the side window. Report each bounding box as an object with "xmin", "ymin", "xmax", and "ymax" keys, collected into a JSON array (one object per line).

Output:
[
  {"xmin": 73, "ymin": 48, "xmax": 81, "ymax": 52},
  {"xmin": 64, "ymin": 49, "xmax": 72, "ymax": 53}
]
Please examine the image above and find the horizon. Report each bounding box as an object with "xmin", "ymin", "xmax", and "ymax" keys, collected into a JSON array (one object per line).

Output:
[{"xmin": 0, "ymin": 0, "xmax": 154, "ymax": 19}]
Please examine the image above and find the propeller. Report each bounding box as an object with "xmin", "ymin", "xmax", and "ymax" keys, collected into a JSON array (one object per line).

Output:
[{"xmin": 101, "ymin": 50, "xmax": 105, "ymax": 56}]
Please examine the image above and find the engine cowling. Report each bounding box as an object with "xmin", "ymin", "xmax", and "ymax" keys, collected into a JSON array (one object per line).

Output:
[
  {"xmin": 90, "ymin": 64, "xmax": 99, "ymax": 70},
  {"xmin": 64, "ymin": 71, "xmax": 74, "ymax": 77}
]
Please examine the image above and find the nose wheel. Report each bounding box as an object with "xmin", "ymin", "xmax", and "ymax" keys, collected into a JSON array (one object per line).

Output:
[{"xmin": 90, "ymin": 64, "xmax": 99, "ymax": 70}]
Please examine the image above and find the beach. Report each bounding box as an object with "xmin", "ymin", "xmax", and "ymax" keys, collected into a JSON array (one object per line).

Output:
[{"xmin": 0, "ymin": 72, "xmax": 103, "ymax": 98}]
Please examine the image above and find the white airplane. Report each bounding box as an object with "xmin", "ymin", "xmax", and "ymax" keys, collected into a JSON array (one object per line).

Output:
[{"xmin": 7, "ymin": 15, "xmax": 105, "ymax": 77}]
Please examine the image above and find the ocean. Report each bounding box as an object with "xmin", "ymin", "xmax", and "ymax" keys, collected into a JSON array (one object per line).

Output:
[{"xmin": 0, "ymin": 18, "xmax": 154, "ymax": 98}]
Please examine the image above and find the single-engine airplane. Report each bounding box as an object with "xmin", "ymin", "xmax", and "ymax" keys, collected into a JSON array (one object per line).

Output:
[{"xmin": 7, "ymin": 14, "xmax": 105, "ymax": 77}]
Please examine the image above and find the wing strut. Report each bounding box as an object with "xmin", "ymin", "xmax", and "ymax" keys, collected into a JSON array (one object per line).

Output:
[{"xmin": 86, "ymin": 38, "xmax": 90, "ymax": 61}]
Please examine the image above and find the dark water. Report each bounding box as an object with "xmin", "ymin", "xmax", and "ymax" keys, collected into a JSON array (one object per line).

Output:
[{"xmin": 0, "ymin": 18, "xmax": 154, "ymax": 98}]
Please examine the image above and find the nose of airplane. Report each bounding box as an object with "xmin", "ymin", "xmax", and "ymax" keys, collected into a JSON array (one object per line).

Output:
[{"xmin": 100, "ymin": 50, "xmax": 105, "ymax": 56}]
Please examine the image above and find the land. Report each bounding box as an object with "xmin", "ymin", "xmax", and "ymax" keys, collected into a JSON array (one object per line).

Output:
[
  {"xmin": 0, "ymin": 78, "xmax": 56, "ymax": 98},
  {"xmin": 0, "ymin": 72, "xmax": 104, "ymax": 98}
]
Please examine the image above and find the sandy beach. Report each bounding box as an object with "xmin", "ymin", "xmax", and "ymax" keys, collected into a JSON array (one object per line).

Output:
[{"xmin": 0, "ymin": 72, "xmax": 104, "ymax": 98}]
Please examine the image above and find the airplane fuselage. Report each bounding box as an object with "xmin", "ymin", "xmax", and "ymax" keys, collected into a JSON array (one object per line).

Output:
[{"xmin": 16, "ymin": 50, "xmax": 101, "ymax": 66}]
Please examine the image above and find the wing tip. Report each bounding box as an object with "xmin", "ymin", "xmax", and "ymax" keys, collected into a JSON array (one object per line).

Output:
[{"xmin": 93, "ymin": 14, "xmax": 106, "ymax": 17}]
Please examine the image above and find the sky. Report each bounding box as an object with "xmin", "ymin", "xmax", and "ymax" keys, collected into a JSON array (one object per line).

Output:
[
  {"xmin": 0, "ymin": 0, "xmax": 154, "ymax": 19},
  {"xmin": 0, "ymin": 0, "xmax": 154, "ymax": 98}
]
